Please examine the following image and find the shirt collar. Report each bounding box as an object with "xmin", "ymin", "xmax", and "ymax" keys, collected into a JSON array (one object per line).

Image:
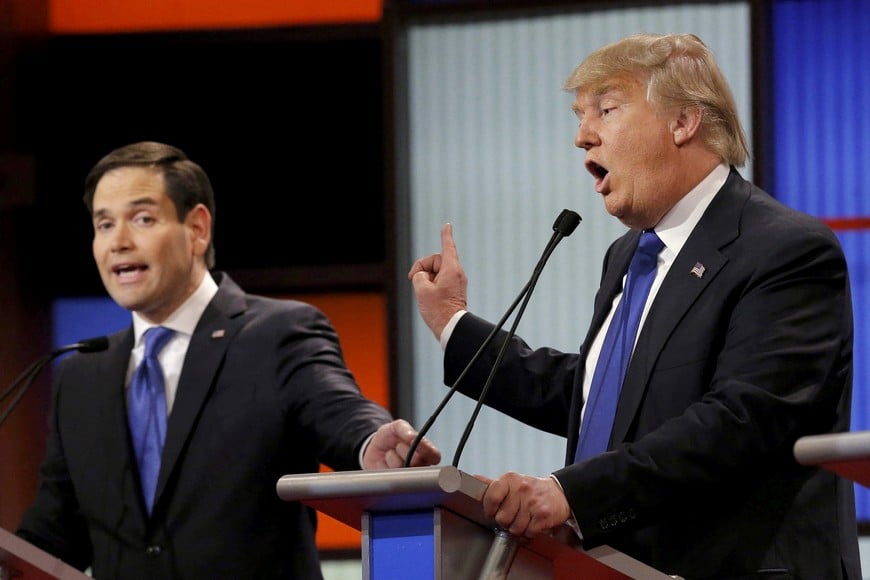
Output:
[
  {"xmin": 653, "ymin": 162, "xmax": 730, "ymax": 257},
  {"xmin": 132, "ymin": 272, "xmax": 220, "ymax": 346}
]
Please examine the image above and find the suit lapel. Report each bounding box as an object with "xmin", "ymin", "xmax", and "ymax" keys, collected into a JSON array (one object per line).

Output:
[
  {"xmin": 586, "ymin": 233, "xmax": 639, "ymax": 353},
  {"xmin": 609, "ymin": 172, "xmax": 747, "ymax": 444},
  {"xmin": 100, "ymin": 330, "xmax": 136, "ymax": 481},
  {"xmin": 154, "ymin": 275, "xmax": 247, "ymax": 507}
]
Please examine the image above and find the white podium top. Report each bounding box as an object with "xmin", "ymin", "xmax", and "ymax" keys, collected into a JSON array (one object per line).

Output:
[{"xmin": 793, "ymin": 430, "xmax": 870, "ymax": 488}]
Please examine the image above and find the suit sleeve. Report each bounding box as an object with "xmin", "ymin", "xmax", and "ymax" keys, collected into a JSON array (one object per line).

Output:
[
  {"xmin": 273, "ymin": 301, "xmax": 393, "ymax": 470},
  {"xmin": 444, "ymin": 312, "xmax": 581, "ymax": 437},
  {"xmin": 16, "ymin": 361, "xmax": 93, "ymax": 570}
]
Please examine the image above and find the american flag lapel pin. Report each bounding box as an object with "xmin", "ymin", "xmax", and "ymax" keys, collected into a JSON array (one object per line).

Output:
[
  {"xmin": 211, "ymin": 329, "xmax": 226, "ymax": 339},
  {"xmin": 690, "ymin": 262, "xmax": 706, "ymax": 278}
]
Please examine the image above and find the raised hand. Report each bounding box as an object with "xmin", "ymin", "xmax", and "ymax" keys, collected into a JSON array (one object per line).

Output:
[{"xmin": 408, "ymin": 223, "xmax": 469, "ymax": 339}]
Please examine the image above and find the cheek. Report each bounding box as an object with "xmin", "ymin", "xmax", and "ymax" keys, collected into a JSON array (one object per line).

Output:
[
  {"xmin": 160, "ymin": 235, "xmax": 195, "ymax": 267},
  {"xmin": 92, "ymin": 238, "xmax": 107, "ymax": 261},
  {"xmin": 608, "ymin": 128, "xmax": 643, "ymax": 165}
]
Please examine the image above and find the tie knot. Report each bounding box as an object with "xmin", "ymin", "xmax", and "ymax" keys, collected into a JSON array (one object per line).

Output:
[
  {"xmin": 628, "ymin": 230, "xmax": 664, "ymax": 275},
  {"xmin": 143, "ymin": 326, "xmax": 175, "ymax": 359},
  {"xmin": 637, "ymin": 230, "xmax": 664, "ymax": 258}
]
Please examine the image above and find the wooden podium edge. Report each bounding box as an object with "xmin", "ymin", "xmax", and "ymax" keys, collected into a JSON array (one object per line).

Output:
[
  {"xmin": 794, "ymin": 430, "xmax": 870, "ymax": 488},
  {"xmin": 276, "ymin": 465, "xmax": 675, "ymax": 579},
  {"xmin": 0, "ymin": 527, "xmax": 90, "ymax": 579}
]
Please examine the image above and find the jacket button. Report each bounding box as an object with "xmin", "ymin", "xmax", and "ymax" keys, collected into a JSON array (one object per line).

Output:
[{"xmin": 145, "ymin": 545, "xmax": 163, "ymax": 558}]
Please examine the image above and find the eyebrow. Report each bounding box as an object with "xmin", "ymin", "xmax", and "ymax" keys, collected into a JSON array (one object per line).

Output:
[
  {"xmin": 572, "ymin": 85, "xmax": 626, "ymax": 115},
  {"xmin": 92, "ymin": 196, "xmax": 160, "ymax": 218}
]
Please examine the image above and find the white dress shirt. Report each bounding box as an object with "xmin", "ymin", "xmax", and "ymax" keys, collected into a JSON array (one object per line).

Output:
[{"xmin": 127, "ymin": 272, "xmax": 219, "ymax": 415}]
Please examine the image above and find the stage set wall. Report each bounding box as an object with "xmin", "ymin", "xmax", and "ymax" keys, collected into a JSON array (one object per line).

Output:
[{"xmin": 1, "ymin": 1, "xmax": 868, "ymax": 578}]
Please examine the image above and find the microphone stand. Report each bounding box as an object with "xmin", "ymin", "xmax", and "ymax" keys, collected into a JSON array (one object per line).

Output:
[
  {"xmin": 0, "ymin": 337, "xmax": 109, "ymax": 428},
  {"xmin": 404, "ymin": 209, "xmax": 581, "ymax": 468},
  {"xmin": 451, "ymin": 227, "xmax": 565, "ymax": 467},
  {"xmin": 454, "ymin": 226, "xmax": 567, "ymax": 580},
  {"xmin": 477, "ymin": 528, "xmax": 524, "ymax": 580},
  {"xmin": 0, "ymin": 355, "xmax": 56, "ymax": 428},
  {"xmin": 403, "ymin": 210, "xmax": 581, "ymax": 579}
]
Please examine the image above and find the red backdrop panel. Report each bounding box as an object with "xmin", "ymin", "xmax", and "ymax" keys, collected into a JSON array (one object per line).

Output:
[
  {"xmin": 49, "ymin": 0, "xmax": 383, "ymax": 33},
  {"xmin": 282, "ymin": 291, "xmax": 388, "ymax": 551}
]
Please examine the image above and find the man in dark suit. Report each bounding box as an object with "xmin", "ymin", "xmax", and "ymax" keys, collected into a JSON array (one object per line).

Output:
[
  {"xmin": 17, "ymin": 140, "xmax": 441, "ymax": 579},
  {"xmin": 408, "ymin": 33, "xmax": 860, "ymax": 579}
]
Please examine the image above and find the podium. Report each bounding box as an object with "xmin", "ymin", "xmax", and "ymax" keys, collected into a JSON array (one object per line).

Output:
[
  {"xmin": 276, "ymin": 466, "xmax": 672, "ymax": 579},
  {"xmin": 0, "ymin": 527, "xmax": 90, "ymax": 579},
  {"xmin": 794, "ymin": 430, "xmax": 870, "ymax": 488}
]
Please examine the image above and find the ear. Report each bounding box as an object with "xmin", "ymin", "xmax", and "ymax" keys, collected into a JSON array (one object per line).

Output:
[
  {"xmin": 185, "ymin": 203, "xmax": 212, "ymax": 258},
  {"xmin": 671, "ymin": 106, "xmax": 703, "ymax": 146}
]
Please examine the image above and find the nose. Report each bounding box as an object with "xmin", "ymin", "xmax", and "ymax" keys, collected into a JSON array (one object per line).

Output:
[
  {"xmin": 575, "ymin": 121, "xmax": 599, "ymax": 151},
  {"xmin": 109, "ymin": 221, "xmax": 132, "ymax": 252}
]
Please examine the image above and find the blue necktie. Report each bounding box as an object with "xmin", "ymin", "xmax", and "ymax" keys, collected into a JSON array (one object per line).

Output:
[
  {"xmin": 574, "ymin": 230, "xmax": 664, "ymax": 462},
  {"xmin": 128, "ymin": 326, "xmax": 175, "ymax": 513}
]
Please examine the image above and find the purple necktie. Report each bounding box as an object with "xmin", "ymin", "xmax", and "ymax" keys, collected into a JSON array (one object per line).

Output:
[
  {"xmin": 128, "ymin": 326, "xmax": 174, "ymax": 513},
  {"xmin": 574, "ymin": 230, "xmax": 664, "ymax": 462}
]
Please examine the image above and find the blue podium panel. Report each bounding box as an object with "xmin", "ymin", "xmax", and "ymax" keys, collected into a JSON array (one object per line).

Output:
[{"xmin": 369, "ymin": 511, "xmax": 434, "ymax": 579}]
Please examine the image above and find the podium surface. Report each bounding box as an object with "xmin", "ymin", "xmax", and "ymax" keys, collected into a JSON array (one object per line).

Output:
[
  {"xmin": 794, "ymin": 430, "xmax": 870, "ymax": 487},
  {"xmin": 0, "ymin": 527, "xmax": 90, "ymax": 579},
  {"xmin": 277, "ymin": 465, "xmax": 673, "ymax": 579}
]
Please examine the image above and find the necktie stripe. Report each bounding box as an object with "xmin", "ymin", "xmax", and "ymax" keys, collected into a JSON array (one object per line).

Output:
[
  {"xmin": 574, "ymin": 231, "xmax": 664, "ymax": 462},
  {"xmin": 128, "ymin": 326, "xmax": 175, "ymax": 514}
]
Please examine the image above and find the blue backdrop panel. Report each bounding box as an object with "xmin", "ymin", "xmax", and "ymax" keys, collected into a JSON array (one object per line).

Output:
[
  {"xmin": 369, "ymin": 511, "xmax": 435, "ymax": 579},
  {"xmin": 52, "ymin": 297, "xmax": 129, "ymax": 350},
  {"xmin": 772, "ymin": 0, "xmax": 870, "ymax": 519}
]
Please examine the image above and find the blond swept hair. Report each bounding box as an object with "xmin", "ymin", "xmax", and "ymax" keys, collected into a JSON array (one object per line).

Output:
[{"xmin": 563, "ymin": 33, "xmax": 749, "ymax": 167}]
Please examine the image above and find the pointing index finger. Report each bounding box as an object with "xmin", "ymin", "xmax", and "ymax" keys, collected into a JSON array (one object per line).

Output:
[{"xmin": 440, "ymin": 223, "xmax": 460, "ymax": 263}]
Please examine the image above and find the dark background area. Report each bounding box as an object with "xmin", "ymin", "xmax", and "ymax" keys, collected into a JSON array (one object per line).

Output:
[{"xmin": 9, "ymin": 27, "xmax": 385, "ymax": 297}]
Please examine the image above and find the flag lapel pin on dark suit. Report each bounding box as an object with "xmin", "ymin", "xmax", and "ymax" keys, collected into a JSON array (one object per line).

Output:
[
  {"xmin": 690, "ymin": 262, "xmax": 706, "ymax": 278},
  {"xmin": 211, "ymin": 329, "xmax": 226, "ymax": 339}
]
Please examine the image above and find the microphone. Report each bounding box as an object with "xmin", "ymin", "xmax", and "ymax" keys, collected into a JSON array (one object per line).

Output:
[
  {"xmin": 0, "ymin": 337, "xmax": 110, "ymax": 428},
  {"xmin": 404, "ymin": 209, "xmax": 581, "ymax": 468}
]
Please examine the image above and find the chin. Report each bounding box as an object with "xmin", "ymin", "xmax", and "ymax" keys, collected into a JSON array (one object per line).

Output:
[
  {"xmin": 105, "ymin": 289, "xmax": 139, "ymax": 312},
  {"xmin": 603, "ymin": 200, "xmax": 624, "ymax": 219}
]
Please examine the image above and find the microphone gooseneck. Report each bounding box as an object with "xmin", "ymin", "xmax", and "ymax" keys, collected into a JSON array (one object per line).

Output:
[
  {"xmin": 0, "ymin": 337, "xmax": 110, "ymax": 428},
  {"xmin": 403, "ymin": 209, "xmax": 581, "ymax": 468},
  {"xmin": 451, "ymin": 209, "xmax": 581, "ymax": 467}
]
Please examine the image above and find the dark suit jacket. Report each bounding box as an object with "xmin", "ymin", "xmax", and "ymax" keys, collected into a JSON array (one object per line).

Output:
[
  {"xmin": 444, "ymin": 169, "xmax": 860, "ymax": 579},
  {"xmin": 18, "ymin": 272, "xmax": 393, "ymax": 579}
]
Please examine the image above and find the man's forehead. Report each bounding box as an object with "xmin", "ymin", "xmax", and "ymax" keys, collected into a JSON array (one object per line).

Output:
[
  {"xmin": 583, "ymin": 73, "xmax": 643, "ymax": 96},
  {"xmin": 92, "ymin": 167, "xmax": 168, "ymax": 208},
  {"xmin": 574, "ymin": 84, "xmax": 626, "ymax": 106}
]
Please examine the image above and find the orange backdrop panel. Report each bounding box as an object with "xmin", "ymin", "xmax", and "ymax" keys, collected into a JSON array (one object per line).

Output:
[
  {"xmin": 49, "ymin": 0, "xmax": 383, "ymax": 33},
  {"xmin": 282, "ymin": 291, "xmax": 388, "ymax": 551}
]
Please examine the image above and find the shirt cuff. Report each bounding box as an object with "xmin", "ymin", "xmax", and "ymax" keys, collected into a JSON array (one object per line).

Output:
[
  {"xmin": 359, "ymin": 432, "xmax": 377, "ymax": 468},
  {"xmin": 549, "ymin": 474, "xmax": 583, "ymax": 540},
  {"xmin": 440, "ymin": 310, "xmax": 468, "ymax": 351}
]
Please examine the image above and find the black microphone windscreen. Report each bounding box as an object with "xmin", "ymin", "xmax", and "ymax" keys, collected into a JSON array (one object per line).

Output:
[
  {"xmin": 77, "ymin": 336, "xmax": 110, "ymax": 353},
  {"xmin": 552, "ymin": 209, "xmax": 582, "ymax": 237}
]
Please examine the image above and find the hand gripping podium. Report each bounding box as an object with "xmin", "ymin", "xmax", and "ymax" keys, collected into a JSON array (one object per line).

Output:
[
  {"xmin": 276, "ymin": 465, "xmax": 673, "ymax": 579},
  {"xmin": 0, "ymin": 527, "xmax": 90, "ymax": 579}
]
